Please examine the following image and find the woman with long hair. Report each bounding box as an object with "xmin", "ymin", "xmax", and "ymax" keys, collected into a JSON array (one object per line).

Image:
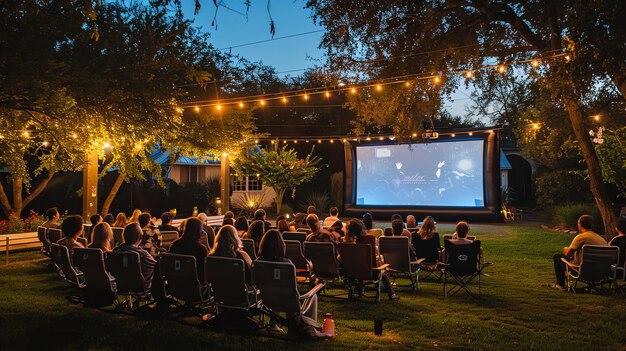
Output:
[
  {"xmin": 169, "ymin": 217, "xmax": 209, "ymax": 282},
  {"xmin": 112, "ymin": 212, "xmax": 128, "ymax": 228},
  {"xmin": 234, "ymin": 216, "xmax": 249, "ymax": 237},
  {"xmin": 412, "ymin": 216, "xmax": 441, "ymax": 263},
  {"xmin": 128, "ymin": 209, "xmax": 142, "ymax": 224},
  {"xmin": 209, "ymin": 225, "xmax": 252, "ymax": 269},
  {"xmin": 89, "ymin": 222, "xmax": 114, "ymax": 252},
  {"xmin": 276, "ymin": 219, "xmax": 290, "ymax": 234}
]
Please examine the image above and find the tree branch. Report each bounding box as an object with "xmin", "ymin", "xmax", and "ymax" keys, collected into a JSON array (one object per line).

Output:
[
  {"xmin": 0, "ymin": 181, "xmax": 13, "ymax": 217},
  {"xmin": 22, "ymin": 170, "xmax": 55, "ymax": 209}
]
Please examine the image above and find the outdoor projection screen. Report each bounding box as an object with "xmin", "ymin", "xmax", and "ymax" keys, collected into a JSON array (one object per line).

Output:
[{"xmin": 355, "ymin": 140, "xmax": 485, "ymax": 207}]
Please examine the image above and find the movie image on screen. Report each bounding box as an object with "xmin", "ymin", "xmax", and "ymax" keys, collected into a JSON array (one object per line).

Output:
[{"xmin": 355, "ymin": 140, "xmax": 485, "ymax": 207}]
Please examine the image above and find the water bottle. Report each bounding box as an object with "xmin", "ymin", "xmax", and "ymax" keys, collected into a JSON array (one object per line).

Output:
[{"xmin": 322, "ymin": 313, "xmax": 335, "ymax": 337}]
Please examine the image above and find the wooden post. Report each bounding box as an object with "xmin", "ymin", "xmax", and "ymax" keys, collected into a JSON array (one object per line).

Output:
[
  {"xmin": 220, "ymin": 153, "xmax": 230, "ymax": 215},
  {"xmin": 5, "ymin": 237, "xmax": 8, "ymax": 266},
  {"xmin": 82, "ymin": 151, "xmax": 99, "ymax": 221}
]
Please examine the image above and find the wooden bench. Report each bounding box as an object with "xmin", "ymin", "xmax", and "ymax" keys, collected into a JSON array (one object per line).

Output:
[{"xmin": 0, "ymin": 232, "xmax": 43, "ymax": 265}]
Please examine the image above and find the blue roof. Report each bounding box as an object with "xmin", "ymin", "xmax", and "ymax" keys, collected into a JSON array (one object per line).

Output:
[
  {"xmin": 150, "ymin": 149, "xmax": 220, "ymax": 165},
  {"xmin": 500, "ymin": 150, "xmax": 512, "ymax": 170}
]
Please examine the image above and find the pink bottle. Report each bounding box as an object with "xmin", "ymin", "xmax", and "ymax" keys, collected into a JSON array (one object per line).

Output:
[{"xmin": 322, "ymin": 313, "xmax": 335, "ymax": 337}]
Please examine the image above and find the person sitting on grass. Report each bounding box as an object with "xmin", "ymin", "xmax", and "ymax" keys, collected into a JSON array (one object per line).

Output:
[
  {"xmin": 42, "ymin": 207, "xmax": 61, "ymax": 229},
  {"xmin": 609, "ymin": 217, "xmax": 626, "ymax": 276},
  {"xmin": 552, "ymin": 214, "xmax": 607, "ymax": 290},
  {"xmin": 158, "ymin": 212, "xmax": 179, "ymax": 235},
  {"xmin": 169, "ymin": 217, "xmax": 209, "ymax": 284},
  {"xmin": 89, "ymin": 222, "xmax": 114, "ymax": 253},
  {"xmin": 234, "ymin": 216, "xmax": 249, "ymax": 237},
  {"xmin": 305, "ymin": 214, "xmax": 338, "ymax": 246},
  {"xmin": 113, "ymin": 223, "xmax": 156, "ymax": 289},
  {"xmin": 344, "ymin": 219, "xmax": 398, "ymax": 300},
  {"xmin": 322, "ymin": 207, "xmax": 340, "ymax": 228},
  {"xmin": 58, "ymin": 215, "xmax": 85, "ymax": 256}
]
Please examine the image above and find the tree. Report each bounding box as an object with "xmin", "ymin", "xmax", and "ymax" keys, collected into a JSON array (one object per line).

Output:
[
  {"xmin": 306, "ymin": 0, "xmax": 624, "ymax": 236},
  {"xmin": 232, "ymin": 145, "xmax": 324, "ymax": 214}
]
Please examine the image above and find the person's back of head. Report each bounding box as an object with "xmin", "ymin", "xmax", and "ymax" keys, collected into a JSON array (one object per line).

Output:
[
  {"xmin": 222, "ymin": 217, "xmax": 234, "ymax": 226},
  {"xmin": 293, "ymin": 212, "xmax": 305, "ymax": 224},
  {"xmin": 161, "ymin": 212, "xmax": 173, "ymax": 225},
  {"xmin": 103, "ymin": 214, "xmax": 114, "ymax": 225},
  {"xmin": 419, "ymin": 216, "xmax": 436, "ymax": 239},
  {"xmin": 277, "ymin": 219, "xmax": 290, "ymax": 233},
  {"xmin": 406, "ymin": 215, "xmax": 416, "ymax": 227},
  {"xmin": 391, "ymin": 214, "xmax": 403, "ymax": 222},
  {"xmin": 61, "ymin": 215, "xmax": 83, "ymax": 239},
  {"xmin": 122, "ymin": 223, "xmax": 143, "ymax": 245},
  {"xmin": 391, "ymin": 219, "xmax": 404, "ymax": 236},
  {"xmin": 45, "ymin": 207, "xmax": 59, "ymax": 221},
  {"xmin": 347, "ymin": 219, "xmax": 366, "ymax": 239},
  {"xmin": 210, "ymin": 225, "xmax": 239, "ymax": 258},
  {"xmin": 362, "ymin": 212, "xmax": 374, "ymax": 230},
  {"xmin": 91, "ymin": 222, "xmax": 113, "ymax": 251},
  {"xmin": 307, "ymin": 205, "xmax": 317, "ymax": 215},
  {"xmin": 129, "ymin": 209, "xmax": 142, "ymax": 222},
  {"xmin": 259, "ymin": 229, "xmax": 286, "ymax": 260},
  {"xmin": 90, "ymin": 214, "xmax": 102, "ymax": 226},
  {"xmin": 234, "ymin": 216, "xmax": 249, "ymax": 231},
  {"xmin": 197, "ymin": 212, "xmax": 208, "ymax": 222},
  {"xmin": 254, "ymin": 209, "xmax": 266, "ymax": 221},
  {"xmin": 306, "ymin": 214, "xmax": 320, "ymax": 231},
  {"xmin": 182, "ymin": 217, "xmax": 203, "ymax": 242},
  {"xmin": 329, "ymin": 207, "xmax": 338, "ymax": 217},
  {"xmin": 276, "ymin": 215, "xmax": 285, "ymax": 224},
  {"xmin": 455, "ymin": 221, "xmax": 470, "ymax": 239},
  {"xmin": 578, "ymin": 214, "xmax": 594, "ymax": 232},
  {"xmin": 616, "ymin": 217, "xmax": 626, "ymax": 235},
  {"xmin": 138, "ymin": 213, "xmax": 151, "ymax": 229},
  {"xmin": 248, "ymin": 220, "xmax": 265, "ymax": 238},
  {"xmin": 330, "ymin": 220, "xmax": 343, "ymax": 232},
  {"xmin": 224, "ymin": 211, "xmax": 234, "ymax": 220},
  {"xmin": 114, "ymin": 212, "xmax": 128, "ymax": 227}
]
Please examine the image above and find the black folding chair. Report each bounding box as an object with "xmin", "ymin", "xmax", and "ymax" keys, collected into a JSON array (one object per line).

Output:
[
  {"xmin": 562, "ymin": 245, "xmax": 619, "ymax": 294},
  {"xmin": 47, "ymin": 228, "xmax": 63, "ymax": 245},
  {"xmin": 73, "ymin": 248, "xmax": 117, "ymax": 306},
  {"xmin": 50, "ymin": 243, "xmax": 85, "ymax": 288},
  {"xmin": 303, "ymin": 242, "xmax": 345, "ymax": 297},
  {"xmin": 284, "ymin": 240, "xmax": 312, "ymax": 281},
  {"xmin": 160, "ymin": 253, "xmax": 212, "ymax": 316},
  {"xmin": 105, "ymin": 251, "xmax": 153, "ymax": 310},
  {"xmin": 283, "ymin": 231, "xmax": 307, "ymax": 245},
  {"xmin": 441, "ymin": 240, "xmax": 491, "ymax": 298},
  {"xmin": 159, "ymin": 231, "xmax": 179, "ymax": 250},
  {"xmin": 204, "ymin": 256, "xmax": 261, "ymax": 317},
  {"xmin": 241, "ymin": 238, "xmax": 258, "ymax": 260},
  {"xmin": 337, "ymin": 243, "xmax": 389, "ymax": 303},
  {"xmin": 37, "ymin": 226, "xmax": 50, "ymax": 257},
  {"xmin": 112, "ymin": 227, "xmax": 124, "ymax": 246}
]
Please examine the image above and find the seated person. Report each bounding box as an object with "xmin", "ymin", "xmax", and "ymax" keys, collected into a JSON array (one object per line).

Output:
[
  {"xmin": 609, "ymin": 217, "xmax": 626, "ymax": 276},
  {"xmin": 209, "ymin": 225, "xmax": 253, "ymax": 283},
  {"xmin": 103, "ymin": 214, "xmax": 115, "ymax": 226},
  {"xmin": 86, "ymin": 214, "xmax": 102, "ymax": 243},
  {"xmin": 276, "ymin": 219, "xmax": 290, "ymax": 234},
  {"xmin": 391, "ymin": 219, "xmax": 412, "ymax": 237},
  {"xmin": 113, "ymin": 223, "xmax": 157, "ymax": 288},
  {"xmin": 89, "ymin": 222, "xmax": 114, "ymax": 253},
  {"xmin": 552, "ymin": 214, "xmax": 607, "ymax": 290},
  {"xmin": 57, "ymin": 215, "xmax": 85, "ymax": 257},
  {"xmin": 158, "ymin": 212, "xmax": 179, "ymax": 235},
  {"xmin": 412, "ymin": 216, "xmax": 441, "ymax": 263},
  {"xmin": 391, "ymin": 219, "xmax": 417, "ymax": 260},
  {"xmin": 258, "ymin": 229, "xmax": 289, "ymax": 263},
  {"xmin": 322, "ymin": 207, "xmax": 341, "ymax": 228},
  {"xmin": 307, "ymin": 205, "xmax": 317, "ymax": 215},
  {"xmin": 243, "ymin": 220, "xmax": 265, "ymax": 250},
  {"xmin": 305, "ymin": 214, "xmax": 338, "ymax": 246},
  {"xmin": 406, "ymin": 215, "xmax": 417, "ymax": 229},
  {"xmin": 113, "ymin": 212, "xmax": 128, "ymax": 228},
  {"xmin": 362, "ymin": 212, "xmax": 383, "ymax": 237},
  {"xmin": 289, "ymin": 212, "xmax": 309, "ymax": 231},
  {"xmin": 344, "ymin": 219, "xmax": 398, "ymax": 300},
  {"xmin": 447, "ymin": 221, "xmax": 484, "ymax": 263},
  {"xmin": 328, "ymin": 220, "xmax": 345, "ymax": 238},
  {"xmin": 41, "ymin": 207, "xmax": 61, "ymax": 229},
  {"xmin": 222, "ymin": 217, "xmax": 234, "ymax": 226},
  {"xmin": 169, "ymin": 217, "xmax": 209, "ymax": 284},
  {"xmin": 234, "ymin": 216, "xmax": 249, "ymax": 237},
  {"xmin": 139, "ymin": 212, "xmax": 160, "ymax": 257},
  {"xmin": 222, "ymin": 211, "xmax": 235, "ymax": 226},
  {"xmin": 197, "ymin": 212, "xmax": 216, "ymax": 248},
  {"xmin": 253, "ymin": 209, "xmax": 272, "ymax": 231},
  {"xmin": 390, "ymin": 214, "xmax": 404, "ymax": 225}
]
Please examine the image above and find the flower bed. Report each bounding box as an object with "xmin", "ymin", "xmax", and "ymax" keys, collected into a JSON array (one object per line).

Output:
[{"xmin": 0, "ymin": 212, "xmax": 45, "ymax": 235}]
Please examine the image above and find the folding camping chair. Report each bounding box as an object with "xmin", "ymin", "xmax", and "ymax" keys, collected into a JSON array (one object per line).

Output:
[
  {"xmin": 441, "ymin": 240, "xmax": 492, "ymax": 298},
  {"xmin": 160, "ymin": 253, "xmax": 212, "ymax": 315},
  {"xmin": 561, "ymin": 245, "xmax": 619, "ymax": 294},
  {"xmin": 73, "ymin": 248, "xmax": 117, "ymax": 306},
  {"xmin": 337, "ymin": 243, "xmax": 390, "ymax": 302},
  {"xmin": 105, "ymin": 251, "xmax": 153, "ymax": 310},
  {"xmin": 379, "ymin": 236, "xmax": 423, "ymax": 290}
]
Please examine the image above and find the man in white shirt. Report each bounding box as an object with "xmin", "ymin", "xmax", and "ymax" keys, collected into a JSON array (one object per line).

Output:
[{"xmin": 322, "ymin": 207, "xmax": 340, "ymax": 228}]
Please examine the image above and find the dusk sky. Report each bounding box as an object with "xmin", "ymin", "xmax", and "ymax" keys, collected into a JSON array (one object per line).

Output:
[{"xmin": 181, "ymin": 0, "xmax": 474, "ymax": 119}]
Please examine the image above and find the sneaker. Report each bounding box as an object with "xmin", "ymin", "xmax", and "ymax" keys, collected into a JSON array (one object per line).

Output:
[{"xmin": 551, "ymin": 283, "xmax": 566, "ymax": 291}]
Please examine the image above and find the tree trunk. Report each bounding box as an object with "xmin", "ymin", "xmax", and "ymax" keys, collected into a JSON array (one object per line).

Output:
[
  {"xmin": 12, "ymin": 178, "xmax": 23, "ymax": 215},
  {"xmin": 274, "ymin": 188, "xmax": 286, "ymax": 215},
  {"xmin": 0, "ymin": 181, "xmax": 13, "ymax": 217},
  {"xmin": 564, "ymin": 95, "xmax": 617, "ymax": 238},
  {"xmin": 101, "ymin": 172, "xmax": 125, "ymax": 216},
  {"xmin": 22, "ymin": 170, "xmax": 55, "ymax": 210},
  {"xmin": 0, "ymin": 172, "xmax": 54, "ymax": 217}
]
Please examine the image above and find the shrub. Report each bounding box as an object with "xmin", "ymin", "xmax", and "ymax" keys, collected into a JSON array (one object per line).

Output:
[
  {"xmin": 535, "ymin": 171, "xmax": 593, "ymax": 208},
  {"xmin": 232, "ymin": 190, "xmax": 267, "ymax": 218},
  {"xmin": 299, "ymin": 191, "xmax": 330, "ymax": 214},
  {"xmin": 0, "ymin": 211, "xmax": 45, "ymax": 234},
  {"xmin": 553, "ymin": 204, "xmax": 602, "ymax": 233},
  {"xmin": 278, "ymin": 203, "xmax": 294, "ymax": 217}
]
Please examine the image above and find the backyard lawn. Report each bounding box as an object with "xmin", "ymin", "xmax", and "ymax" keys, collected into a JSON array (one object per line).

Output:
[{"xmin": 0, "ymin": 223, "xmax": 624, "ymax": 350}]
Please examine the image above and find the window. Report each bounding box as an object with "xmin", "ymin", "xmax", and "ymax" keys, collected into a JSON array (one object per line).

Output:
[
  {"xmin": 179, "ymin": 165, "xmax": 199, "ymax": 184},
  {"xmin": 232, "ymin": 175, "xmax": 263, "ymax": 192}
]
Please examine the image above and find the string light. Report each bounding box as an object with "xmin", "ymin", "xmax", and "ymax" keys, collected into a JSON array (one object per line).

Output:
[
  {"xmin": 329, "ymin": 139, "xmax": 334, "ymax": 143},
  {"xmin": 404, "ymin": 81, "xmax": 411, "ymax": 87},
  {"xmin": 325, "ymin": 91, "xmax": 331, "ymax": 98},
  {"xmin": 282, "ymin": 97, "xmax": 288, "ymax": 103},
  {"xmin": 497, "ymin": 65, "xmax": 507, "ymax": 73},
  {"xmin": 72, "ymin": 134, "xmax": 77, "ymax": 139},
  {"xmin": 42, "ymin": 141, "xmax": 49, "ymax": 147},
  {"xmin": 451, "ymin": 133, "xmax": 456, "ymax": 137},
  {"xmin": 271, "ymin": 140, "xmax": 275, "ymax": 144},
  {"xmin": 294, "ymin": 140, "xmax": 298, "ymax": 144},
  {"xmin": 465, "ymin": 71, "xmax": 474, "ymax": 79},
  {"xmin": 412, "ymin": 132, "xmax": 417, "ymax": 137},
  {"xmin": 468, "ymin": 132, "xmax": 474, "ymax": 136},
  {"xmin": 378, "ymin": 136, "xmax": 384, "ymax": 141},
  {"xmin": 350, "ymin": 87, "xmax": 357, "ymax": 94},
  {"xmin": 532, "ymin": 123, "xmax": 540, "ymax": 129},
  {"xmin": 216, "ymin": 104, "xmax": 222, "ymax": 111},
  {"xmin": 564, "ymin": 54, "xmax": 571, "ymax": 62},
  {"xmin": 531, "ymin": 59, "xmax": 540, "ymax": 68},
  {"xmin": 376, "ymin": 84, "xmax": 382, "ymax": 91},
  {"xmin": 194, "ymin": 106, "xmax": 200, "ymax": 112},
  {"xmin": 239, "ymin": 102, "xmax": 245, "ymax": 108},
  {"xmin": 103, "ymin": 142, "xmax": 111, "ymax": 148},
  {"xmin": 303, "ymin": 94, "xmax": 309, "ymax": 100},
  {"xmin": 305, "ymin": 140, "xmax": 309, "ymax": 143},
  {"xmin": 254, "ymin": 139, "xmax": 259, "ymax": 143},
  {"xmin": 594, "ymin": 115, "xmax": 600, "ymax": 121},
  {"xmin": 342, "ymin": 138, "xmax": 347, "ymax": 143},
  {"xmin": 259, "ymin": 99, "xmax": 266, "ymax": 106},
  {"xmin": 23, "ymin": 131, "xmax": 29, "ymax": 137},
  {"xmin": 366, "ymin": 136, "xmax": 372, "ymax": 141},
  {"xmin": 433, "ymin": 76, "xmax": 442, "ymax": 84},
  {"xmin": 317, "ymin": 139, "xmax": 322, "ymax": 144}
]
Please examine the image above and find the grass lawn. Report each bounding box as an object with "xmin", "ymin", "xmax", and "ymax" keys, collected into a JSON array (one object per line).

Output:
[{"xmin": 0, "ymin": 223, "xmax": 624, "ymax": 350}]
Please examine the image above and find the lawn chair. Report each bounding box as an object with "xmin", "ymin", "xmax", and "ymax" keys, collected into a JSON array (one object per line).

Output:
[
  {"xmin": 284, "ymin": 240, "xmax": 312, "ymax": 281},
  {"xmin": 37, "ymin": 226, "xmax": 50, "ymax": 257},
  {"xmin": 252, "ymin": 260, "xmax": 324, "ymax": 336},
  {"xmin": 159, "ymin": 231, "xmax": 179, "ymax": 250},
  {"xmin": 112, "ymin": 227, "xmax": 124, "ymax": 246},
  {"xmin": 379, "ymin": 236, "xmax": 423, "ymax": 290},
  {"xmin": 296, "ymin": 228, "xmax": 312, "ymax": 235},
  {"xmin": 105, "ymin": 251, "xmax": 152, "ymax": 310},
  {"xmin": 412, "ymin": 233, "xmax": 444, "ymax": 281},
  {"xmin": 204, "ymin": 256, "xmax": 261, "ymax": 318},
  {"xmin": 47, "ymin": 228, "xmax": 62, "ymax": 245},
  {"xmin": 73, "ymin": 248, "xmax": 117, "ymax": 306},
  {"xmin": 303, "ymin": 242, "xmax": 343, "ymax": 290},
  {"xmin": 561, "ymin": 245, "xmax": 619, "ymax": 294},
  {"xmin": 337, "ymin": 243, "xmax": 390, "ymax": 302},
  {"xmin": 241, "ymin": 238, "xmax": 258, "ymax": 260},
  {"xmin": 441, "ymin": 240, "xmax": 491, "ymax": 298},
  {"xmin": 609, "ymin": 237, "xmax": 626, "ymax": 282},
  {"xmin": 50, "ymin": 243, "xmax": 85, "ymax": 288},
  {"xmin": 443, "ymin": 234, "xmax": 477, "ymax": 241},
  {"xmin": 283, "ymin": 231, "xmax": 307, "ymax": 244},
  {"xmin": 160, "ymin": 253, "xmax": 211, "ymax": 315}
]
